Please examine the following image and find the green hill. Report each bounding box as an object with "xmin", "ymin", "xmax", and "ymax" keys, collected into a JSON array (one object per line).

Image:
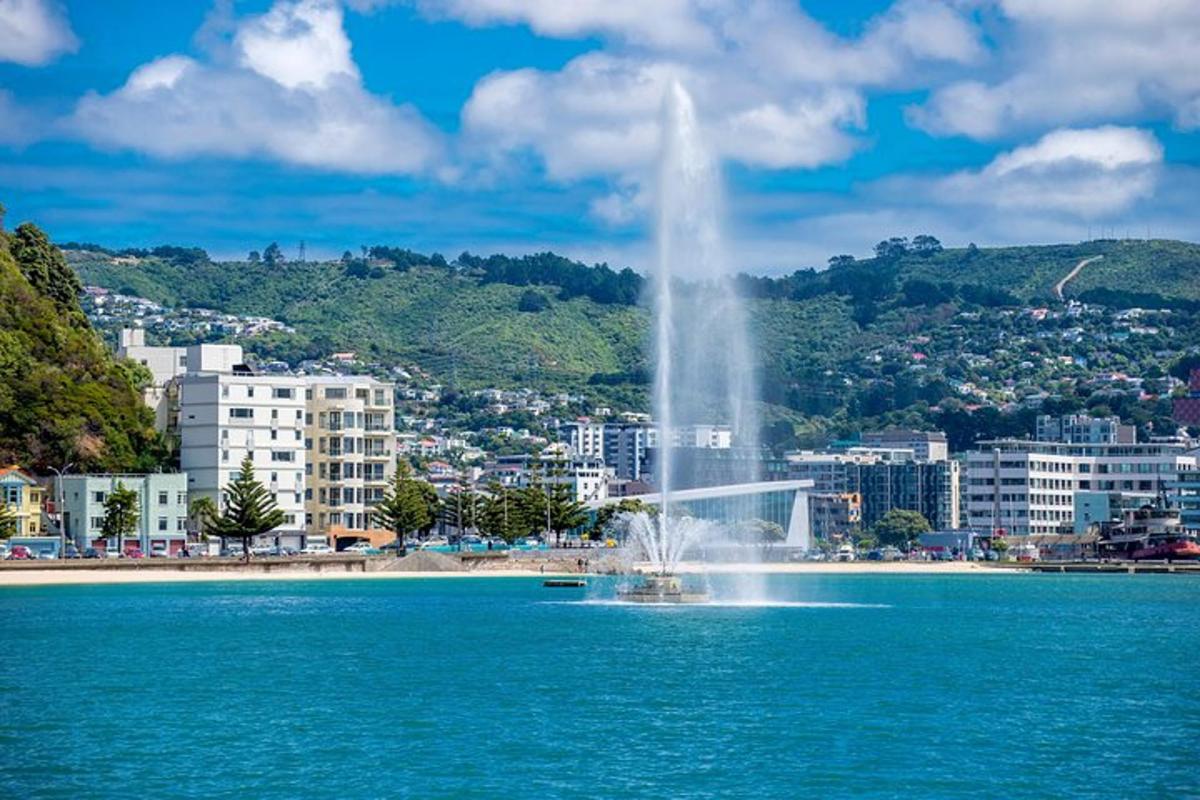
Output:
[
  {"xmin": 63, "ymin": 235, "xmax": 1200, "ymax": 446},
  {"xmin": 0, "ymin": 219, "xmax": 168, "ymax": 472}
]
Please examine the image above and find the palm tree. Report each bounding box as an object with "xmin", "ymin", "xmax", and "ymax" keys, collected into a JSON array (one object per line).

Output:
[{"xmin": 209, "ymin": 457, "xmax": 284, "ymax": 562}]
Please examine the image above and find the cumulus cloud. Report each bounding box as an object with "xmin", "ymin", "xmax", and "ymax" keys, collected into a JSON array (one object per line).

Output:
[
  {"xmin": 0, "ymin": 0, "xmax": 77, "ymax": 66},
  {"xmin": 934, "ymin": 126, "xmax": 1164, "ymax": 216},
  {"xmin": 67, "ymin": 0, "xmax": 441, "ymax": 175},
  {"xmin": 910, "ymin": 0, "xmax": 1200, "ymax": 138},
  {"xmin": 457, "ymin": 0, "xmax": 981, "ymax": 207}
]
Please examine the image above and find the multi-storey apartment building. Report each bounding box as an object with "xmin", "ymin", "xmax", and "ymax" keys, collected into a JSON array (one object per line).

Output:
[
  {"xmin": 177, "ymin": 344, "xmax": 307, "ymax": 545},
  {"xmin": 860, "ymin": 430, "xmax": 949, "ymax": 462},
  {"xmin": 303, "ymin": 376, "xmax": 396, "ymax": 542},
  {"xmin": 117, "ymin": 328, "xmax": 188, "ymax": 430},
  {"xmin": 964, "ymin": 440, "xmax": 1198, "ymax": 536}
]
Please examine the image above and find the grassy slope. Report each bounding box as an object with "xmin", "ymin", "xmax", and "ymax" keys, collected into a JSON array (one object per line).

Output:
[
  {"xmin": 69, "ymin": 238, "xmax": 1200, "ymax": 396},
  {"xmin": 898, "ymin": 239, "xmax": 1200, "ymax": 302}
]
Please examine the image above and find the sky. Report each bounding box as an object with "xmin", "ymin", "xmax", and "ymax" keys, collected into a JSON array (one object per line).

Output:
[{"xmin": 0, "ymin": 0, "xmax": 1198, "ymax": 272}]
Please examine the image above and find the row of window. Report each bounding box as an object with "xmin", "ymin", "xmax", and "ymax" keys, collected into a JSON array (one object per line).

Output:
[{"xmin": 222, "ymin": 386, "xmax": 297, "ymax": 400}]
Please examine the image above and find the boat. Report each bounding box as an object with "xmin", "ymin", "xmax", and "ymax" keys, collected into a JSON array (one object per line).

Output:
[
  {"xmin": 1131, "ymin": 534, "xmax": 1200, "ymax": 561},
  {"xmin": 543, "ymin": 579, "xmax": 587, "ymax": 588}
]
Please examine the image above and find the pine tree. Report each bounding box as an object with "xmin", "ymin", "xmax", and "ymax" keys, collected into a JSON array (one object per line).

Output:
[
  {"xmin": 371, "ymin": 461, "xmax": 437, "ymax": 556},
  {"xmin": 100, "ymin": 482, "xmax": 140, "ymax": 553},
  {"xmin": 209, "ymin": 457, "xmax": 285, "ymax": 561}
]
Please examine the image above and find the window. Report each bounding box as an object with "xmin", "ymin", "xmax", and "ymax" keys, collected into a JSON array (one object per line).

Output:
[
  {"xmin": 90, "ymin": 516, "xmax": 105, "ymax": 530},
  {"xmin": 271, "ymin": 409, "xmax": 279, "ymax": 420},
  {"xmin": 295, "ymin": 430, "xmax": 302, "ymax": 441},
  {"xmin": 158, "ymin": 491, "xmax": 168, "ymax": 505},
  {"xmin": 93, "ymin": 491, "xmax": 106, "ymax": 503},
  {"xmin": 271, "ymin": 451, "xmax": 295, "ymax": 462},
  {"xmin": 222, "ymin": 449, "xmax": 230, "ymax": 463},
  {"xmin": 158, "ymin": 517, "xmax": 168, "ymax": 531},
  {"xmin": 247, "ymin": 387, "xmax": 255, "ymax": 398},
  {"xmin": 271, "ymin": 430, "xmax": 278, "ymax": 441},
  {"xmin": 229, "ymin": 408, "xmax": 253, "ymax": 419},
  {"xmin": 177, "ymin": 518, "xmax": 186, "ymax": 531},
  {"xmin": 222, "ymin": 385, "xmax": 230, "ymax": 398},
  {"xmin": 273, "ymin": 387, "xmax": 294, "ymax": 399},
  {"xmin": 325, "ymin": 387, "xmax": 347, "ymax": 399}
]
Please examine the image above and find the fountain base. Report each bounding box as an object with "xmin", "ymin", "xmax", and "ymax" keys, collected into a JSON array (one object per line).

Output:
[{"xmin": 617, "ymin": 574, "xmax": 709, "ymax": 604}]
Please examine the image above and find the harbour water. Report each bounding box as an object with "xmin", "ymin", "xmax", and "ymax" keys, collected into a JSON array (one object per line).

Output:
[{"xmin": 2, "ymin": 574, "xmax": 1197, "ymax": 798}]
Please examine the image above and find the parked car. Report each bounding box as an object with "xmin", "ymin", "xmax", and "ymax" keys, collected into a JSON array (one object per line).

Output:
[
  {"xmin": 836, "ymin": 544, "xmax": 856, "ymax": 562},
  {"xmin": 419, "ymin": 538, "xmax": 449, "ymax": 550},
  {"xmin": 269, "ymin": 545, "xmax": 297, "ymax": 557},
  {"xmin": 64, "ymin": 545, "xmax": 81, "ymax": 559},
  {"xmin": 344, "ymin": 542, "xmax": 382, "ymax": 556},
  {"xmin": 984, "ymin": 549, "xmax": 1000, "ymax": 561},
  {"xmin": 106, "ymin": 547, "xmax": 122, "ymax": 559},
  {"xmin": 6, "ymin": 545, "xmax": 34, "ymax": 560},
  {"xmin": 83, "ymin": 547, "xmax": 103, "ymax": 559},
  {"xmin": 881, "ymin": 546, "xmax": 903, "ymax": 562},
  {"xmin": 250, "ymin": 544, "xmax": 274, "ymax": 557},
  {"xmin": 300, "ymin": 544, "xmax": 334, "ymax": 556},
  {"xmin": 150, "ymin": 544, "xmax": 169, "ymax": 558},
  {"xmin": 36, "ymin": 549, "xmax": 57, "ymax": 560},
  {"xmin": 124, "ymin": 548, "xmax": 145, "ymax": 559},
  {"xmin": 866, "ymin": 549, "xmax": 884, "ymax": 561}
]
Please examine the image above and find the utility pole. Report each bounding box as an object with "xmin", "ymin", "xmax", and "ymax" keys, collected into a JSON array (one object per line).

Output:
[{"xmin": 47, "ymin": 462, "xmax": 74, "ymax": 557}]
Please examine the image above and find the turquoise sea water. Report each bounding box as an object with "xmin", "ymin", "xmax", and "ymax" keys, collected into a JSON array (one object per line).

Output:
[{"xmin": 2, "ymin": 574, "xmax": 1197, "ymax": 799}]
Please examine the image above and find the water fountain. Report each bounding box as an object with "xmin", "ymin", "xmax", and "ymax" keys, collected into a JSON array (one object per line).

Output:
[{"xmin": 617, "ymin": 81, "xmax": 760, "ymax": 604}]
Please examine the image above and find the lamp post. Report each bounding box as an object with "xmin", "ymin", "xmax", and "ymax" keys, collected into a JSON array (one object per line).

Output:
[{"xmin": 46, "ymin": 462, "xmax": 74, "ymax": 558}]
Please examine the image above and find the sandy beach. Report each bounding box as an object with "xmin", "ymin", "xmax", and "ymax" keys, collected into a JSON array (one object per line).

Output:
[{"xmin": 0, "ymin": 559, "xmax": 1000, "ymax": 587}]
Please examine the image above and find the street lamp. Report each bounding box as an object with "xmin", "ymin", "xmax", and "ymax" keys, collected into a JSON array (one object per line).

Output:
[{"xmin": 46, "ymin": 462, "xmax": 74, "ymax": 558}]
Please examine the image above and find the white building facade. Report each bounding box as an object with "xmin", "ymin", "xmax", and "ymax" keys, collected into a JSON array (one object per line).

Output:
[{"xmin": 177, "ymin": 344, "xmax": 307, "ymax": 544}]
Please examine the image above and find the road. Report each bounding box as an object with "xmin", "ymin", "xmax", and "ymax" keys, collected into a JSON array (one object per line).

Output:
[{"xmin": 1054, "ymin": 254, "xmax": 1104, "ymax": 301}]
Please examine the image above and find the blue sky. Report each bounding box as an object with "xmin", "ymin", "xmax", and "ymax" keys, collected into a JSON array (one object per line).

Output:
[{"xmin": 1, "ymin": 0, "xmax": 1197, "ymax": 272}]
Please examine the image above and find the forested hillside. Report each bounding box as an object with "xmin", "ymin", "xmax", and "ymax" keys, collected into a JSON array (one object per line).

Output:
[
  {"xmin": 0, "ymin": 212, "xmax": 168, "ymax": 472},
  {"xmin": 66, "ymin": 235, "xmax": 1200, "ymax": 447}
]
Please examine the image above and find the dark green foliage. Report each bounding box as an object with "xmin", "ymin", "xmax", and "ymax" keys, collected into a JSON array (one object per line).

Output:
[
  {"xmin": 263, "ymin": 242, "xmax": 282, "ymax": 267},
  {"xmin": 0, "ymin": 222, "xmax": 168, "ymax": 473},
  {"xmin": 517, "ymin": 289, "xmax": 549, "ymax": 312},
  {"xmin": 371, "ymin": 462, "xmax": 439, "ymax": 551},
  {"xmin": 0, "ymin": 501, "xmax": 16, "ymax": 539},
  {"xmin": 208, "ymin": 457, "xmax": 285, "ymax": 557},
  {"xmin": 872, "ymin": 509, "xmax": 931, "ymax": 547},
  {"xmin": 11, "ymin": 223, "xmax": 83, "ymax": 315},
  {"xmin": 100, "ymin": 482, "xmax": 140, "ymax": 547}
]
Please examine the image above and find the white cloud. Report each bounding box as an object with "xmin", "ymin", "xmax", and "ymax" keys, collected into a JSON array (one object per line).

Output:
[
  {"xmin": 910, "ymin": 0, "xmax": 1200, "ymax": 138},
  {"xmin": 67, "ymin": 0, "xmax": 441, "ymax": 175},
  {"xmin": 933, "ymin": 127, "xmax": 1163, "ymax": 217},
  {"xmin": 458, "ymin": 0, "xmax": 980, "ymax": 204},
  {"xmin": 0, "ymin": 0, "xmax": 77, "ymax": 66}
]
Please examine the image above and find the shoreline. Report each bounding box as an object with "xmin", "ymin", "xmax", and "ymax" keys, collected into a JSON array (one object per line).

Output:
[{"xmin": 0, "ymin": 560, "xmax": 1001, "ymax": 587}]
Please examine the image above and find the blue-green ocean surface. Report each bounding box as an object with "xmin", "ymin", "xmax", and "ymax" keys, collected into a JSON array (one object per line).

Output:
[{"xmin": 1, "ymin": 574, "xmax": 1197, "ymax": 799}]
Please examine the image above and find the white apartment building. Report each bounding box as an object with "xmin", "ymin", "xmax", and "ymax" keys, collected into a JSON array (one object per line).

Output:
[
  {"xmin": 304, "ymin": 376, "xmax": 396, "ymax": 541},
  {"xmin": 964, "ymin": 439, "xmax": 1199, "ymax": 536},
  {"xmin": 563, "ymin": 419, "xmax": 606, "ymax": 460},
  {"xmin": 177, "ymin": 344, "xmax": 307, "ymax": 544},
  {"xmin": 117, "ymin": 328, "xmax": 188, "ymax": 430}
]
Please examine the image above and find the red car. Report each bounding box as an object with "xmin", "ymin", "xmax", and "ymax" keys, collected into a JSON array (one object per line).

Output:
[
  {"xmin": 6, "ymin": 545, "xmax": 34, "ymax": 560},
  {"xmin": 124, "ymin": 548, "xmax": 146, "ymax": 559}
]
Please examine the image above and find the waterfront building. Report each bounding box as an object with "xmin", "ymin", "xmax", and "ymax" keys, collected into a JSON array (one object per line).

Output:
[
  {"xmin": 0, "ymin": 466, "xmax": 45, "ymax": 536},
  {"xmin": 177, "ymin": 344, "xmax": 307, "ymax": 545},
  {"xmin": 1035, "ymin": 413, "xmax": 1135, "ymax": 445},
  {"xmin": 560, "ymin": 420, "xmax": 731, "ymax": 481},
  {"xmin": 1176, "ymin": 470, "xmax": 1200, "ymax": 531},
  {"xmin": 304, "ymin": 376, "xmax": 396, "ymax": 545},
  {"xmin": 964, "ymin": 439, "xmax": 1199, "ymax": 536},
  {"xmin": 58, "ymin": 472, "xmax": 189, "ymax": 553},
  {"xmin": 808, "ymin": 492, "xmax": 860, "ymax": 540},
  {"xmin": 860, "ymin": 429, "xmax": 949, "ymax": 462},
  {"xmin": 492, "ymin": 453, "xmax": 612, "ymax": 503},
  {"xmin": 785, "ymin": 449, "xmax": 960, "ymax": 531}
]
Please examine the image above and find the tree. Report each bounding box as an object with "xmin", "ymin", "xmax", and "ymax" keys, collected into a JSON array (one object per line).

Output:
[
  {"xmin": 911, "ymin": 234, "xmax": 943, "ymax": 255},
  {"xmin": 11, "ymin": 222, "xmax": 83, "ymax": 314},
  {"xmin": 872, "ymin": 509, "xmax": 931, "ymax": 548},
  {"xmin": 262, "ymin": 242, "xmax": 282, "ymax": 267},
  {"xmin": 477, "ymin": 483, "xmax": 531, "ymax": 543},
  {"xmin": 873, "ymin": 237, "xmax": 909, "ymax": 260},
  {"xmin": 439, "ymin": 478, "xmax": 482, "ymax": 540},
  {"xmin": 542, "ymin": 463, "xmax": 589, "ymax": 545},
  {"xmin": 517, "ymin": 289, "xmax": 550, "ymax": 312},
  {"xmin": 0, "ymin": 502, "xmax": 17, "ymax": 539},
  {"xmin": 247, "ymin": 250, "xmax": 261, "ymax": 264},
  {"xmin": 188, "ymin": 496, "xmax": 219, "ymax": 540},
  {"xmin": 591, "ymin": 498, "xmax": 650, "ymax": 540},
  {"xmin": 371, "ymin": 461, "xmax": 437, "ymax": 555},
  {"xmin": 208, "ymin": 457, "xmax": 284, "ymax": 561},
  {"xmin": 101, "ymin": 482, "xmax": 140, "ymax": 553},
  {"xmin": 828, "ymin": 254, "xmax": 856, "ymax": 269}
]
